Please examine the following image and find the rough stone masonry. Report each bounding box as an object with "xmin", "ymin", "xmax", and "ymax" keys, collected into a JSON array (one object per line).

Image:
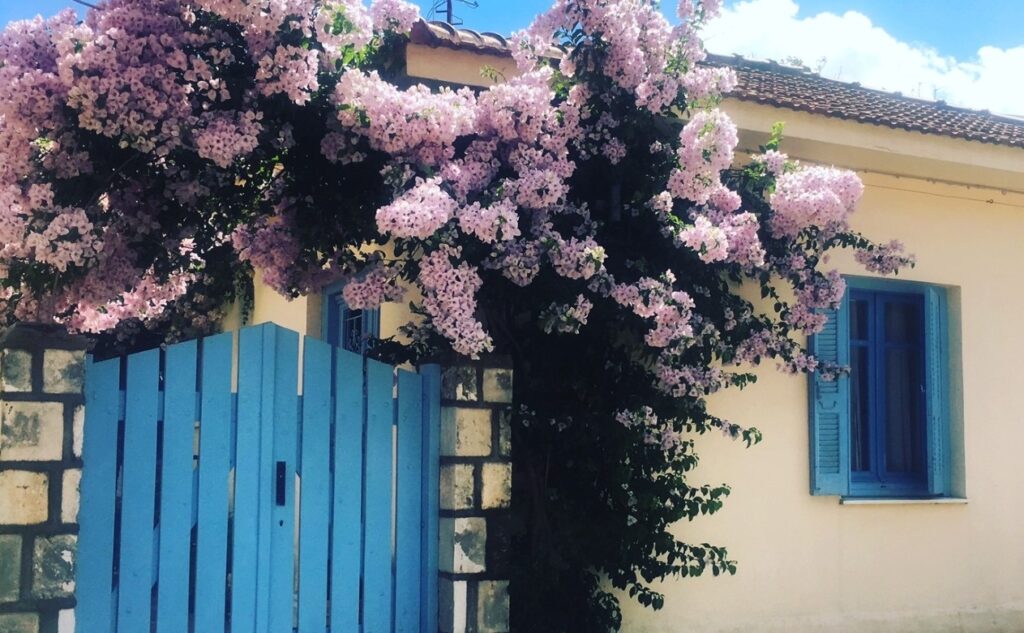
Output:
[
  {"xmin": 0, "ymin": 326, "xmax": 87, "ymax": 633},
  {"xmin": 438, "ymin": 361, "xmax": 514, "ymax": 633}
]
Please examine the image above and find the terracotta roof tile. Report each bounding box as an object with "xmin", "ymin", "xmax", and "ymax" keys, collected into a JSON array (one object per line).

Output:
[{"xmin": 409, "ymin": 20, "xmax": 1024, "ymax": 149}]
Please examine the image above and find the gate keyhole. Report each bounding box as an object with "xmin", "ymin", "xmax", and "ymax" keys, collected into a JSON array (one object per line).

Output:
[{"xmin": 275, "ymin": 461, "xmax": 286, "ymax": 506}]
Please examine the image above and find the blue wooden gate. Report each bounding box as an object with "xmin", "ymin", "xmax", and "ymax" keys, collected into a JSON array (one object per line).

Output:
[{"xmin": 74, "ymin": 323, "xmax": 441, "ymax": 633}]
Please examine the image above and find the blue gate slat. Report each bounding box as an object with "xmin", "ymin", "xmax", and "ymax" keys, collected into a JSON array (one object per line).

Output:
[
  {"xmin": 155, "ymin": 340, "xmax": 199, "ymax": 633},
  {"xmin": 194, "ymin": 332, "xmax": 234, "ymax": 632},
  {"xmin": 116, "ymin": 348, "xmax": 161, "ymax": 631},
  {"xmin": 419, "ymin": 364, "xmax": 442, "ymax": 632},
  {"xmin": 363, "ymin": 359, "xmax": 396, "ymax": 633},
  {"xmin": 329, "ymin": 349, "xmax": 364, "ymax": 633},
  {"xmin": 395, "ymin": 370, "xmax": 425, "ymax": 633},
  {"xmin": 297, "ymin": 337, "xmax": 332, "ymax": 633},
  {"xmin": 77, "ymin": 356, "xmax": 121, "ymax": 633},
  {"xmin": 267, "ymin": 326, "xmax": 300, "ymax": 633},
  {"xmin": 231, "ymin": 326, "xmax": 264, "ymax": 633}
]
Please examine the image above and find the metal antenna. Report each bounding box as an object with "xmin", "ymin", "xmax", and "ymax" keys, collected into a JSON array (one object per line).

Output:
[
  {"xmin": 71, "ymin": 0, "xmax": 102, "ymax": 9},
  {"xmin": 429, "ymin": 0, "xmax": 479, "ymax": 26}
]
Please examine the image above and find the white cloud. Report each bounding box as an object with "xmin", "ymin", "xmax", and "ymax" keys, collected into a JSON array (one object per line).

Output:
[{"xmin": 700, "ymin": 0, "xmax": 1024, "ymax": 115}]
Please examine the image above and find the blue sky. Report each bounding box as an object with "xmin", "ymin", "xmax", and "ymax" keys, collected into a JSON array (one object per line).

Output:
[{"xmin": 3, "ymin": 0, "xmax": 1022, "ymax": 113}]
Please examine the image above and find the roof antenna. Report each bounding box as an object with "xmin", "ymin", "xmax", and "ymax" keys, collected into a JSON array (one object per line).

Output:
[{"xmin": 430, "ymin": 0, "xmax": 479, "ymax": 26}]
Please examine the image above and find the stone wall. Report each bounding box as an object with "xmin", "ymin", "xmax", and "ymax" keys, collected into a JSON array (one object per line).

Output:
[
  {"xmin": 438, "ymin": 361, "xmax": 513, "ymax": 633},
  {"xmin": 0, "ymin": 327, "xmax": 515, "ymax": 633},
  {"xmin": 0, "ymin": 326, "xmax": 87, "ymax": 633}
]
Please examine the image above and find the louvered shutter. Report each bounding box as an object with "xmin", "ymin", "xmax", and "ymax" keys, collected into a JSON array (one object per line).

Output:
[
  {"xmin": 924, "ymin": 286, "xmax": 950, "ymax": 496},
  {"xmin": 808, "ymin": 298, "xmax": 850, "ymax": 496}
]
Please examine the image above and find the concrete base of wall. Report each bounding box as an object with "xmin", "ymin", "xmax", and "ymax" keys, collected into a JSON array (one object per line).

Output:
[{"xmin": 627, "ymin": 604, "xmax": 1024, "ymax": 633}]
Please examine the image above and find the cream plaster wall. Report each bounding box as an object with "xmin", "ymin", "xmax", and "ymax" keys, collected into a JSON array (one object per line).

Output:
[
  {"xmin": 241, "ymin": 43, "xmax": 1024, "ymax": 631},
  {"xmin": 620, "ymin": 168, "xmax": 1024, "ymax": 633}
]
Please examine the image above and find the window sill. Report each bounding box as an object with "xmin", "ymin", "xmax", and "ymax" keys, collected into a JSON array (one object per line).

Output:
[{"xmin": 839, "ymin": 497, "xmax": 967, "ymax": 506}]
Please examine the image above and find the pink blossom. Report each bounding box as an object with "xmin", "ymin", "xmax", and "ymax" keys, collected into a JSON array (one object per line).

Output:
[
  {"xmin": 667, "ymin": 109, "xmax": 738, "ymax": 205},
  {"xmin": 342, "ymin": 264, "xmax": 405, "ymax": 309},
  {"xmin": 370, "ymin": 0, "xmax": 420, "ymax": 33},
  {"xmin": 418, "ymin": 247, "xmax": 494, "ymax": 357},
  {"xmin": 769, "ymin": 166, "xmax": 864, "ymax": 238},
  {"xmin": 376, "ymin": 178, "xmax": 458, "ymax": 239}
]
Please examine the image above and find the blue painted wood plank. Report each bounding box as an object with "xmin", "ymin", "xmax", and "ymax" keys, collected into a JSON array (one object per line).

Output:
[
  {"xmin": 329, "ymin": 349, "xmax": 365, "ymax": 633},
  {"xmin": 76, "ymin": 356, "xmax": 121, "ymax": 633},
  {"xmin": 231, "ymin": 326, "xmax": 264, "ymax": 633},
  {"xmin": 116, "ymin": 348, "xmax": 161, "ymax": 631},
  {"xmin": 363, "ymin": 359, "xmax": 396, "ymax": 633},
  {"xmin": 298, "ymin": 337, "xmax": 332, "ymax": 633},
  {"xmin": 194, "ymin": 332, "xmax": 234, "ymax": 633},
  {"xmin": 395, "ymin": 370, "xmax": 424, "ymax": 633},
  {"xmin": 419, "ymin": 364, "xmax": 442, "ymax": 632},
  {"xmin": 155, "ymin": 340, "xmax": 199, "ymax": 633},
  {"xmin": 267, "ymin": 326, "xmax": 300, "ymax": 633}
]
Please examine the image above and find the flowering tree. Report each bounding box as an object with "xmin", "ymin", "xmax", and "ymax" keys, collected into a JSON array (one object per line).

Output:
[{"xmin": 0, "ymin": 0, "xmax": 912, "ymax": 629}]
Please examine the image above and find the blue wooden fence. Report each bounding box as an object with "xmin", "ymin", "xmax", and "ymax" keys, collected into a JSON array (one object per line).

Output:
[{"xmin": 75, "ymin": 323, "xmax": 441, "ymax": 633}]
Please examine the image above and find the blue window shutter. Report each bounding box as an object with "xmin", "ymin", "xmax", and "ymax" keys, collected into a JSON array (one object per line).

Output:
[
  {"xmin": 924, "ymin": 286, "xmax": 950, "ymax": 497},
  {"xmin": 808, "ymin": 300, "xmax": 851, "ymax": 496}
]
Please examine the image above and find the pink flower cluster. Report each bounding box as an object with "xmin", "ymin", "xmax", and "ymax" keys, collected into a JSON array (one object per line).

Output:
[
  {"xmin": 616, "ymin": 406, "xmax": 685, "ymax": 454},
  {"xmin": 334, "ymin": 70, "xmax": 477, "ymax": 166},
  {"xmin": 457, "ymin": 199, "xmax": 521, "ymax": 244},
  {"xmin": 677, "ymin": 208, "xmax": 765, "ymax": 268},
  {"xmin": 342, "ymin": 264, "xmax": 405, "ymax": 309},
  {"xmin": 769, "ymin": 166, "xmax": 864, "ymax": 238},
  {"xmin": 513, "ymin": 0, "xmax": 705, "ymax": 114},
  {"xmin": 376, "ymin": 178, "xmax": 458, "ymax": 239},
  {"xmin": 194, "ymin": 111, "xmax": 263, "ymax": 168},
  {"xmin": 60, "ymin": 0, "xmax": 199, "ymax": 155},
  {"xmin": 855, "ymin": 240, "xmax": 916, "ymax": 274},
  {"xmin": 316, "ymin": 0, "xmax": 374, "ymax": 65},
  {"xmin": 255, "ymin": 45, "xmax": 321, "ymax": 105},
  {"xmin": 610, "ymin": 274, "xmax": 695, "ymax": 349},
  {"xmin": 369, "ymin": 0, "xmax": 420, "ymax": 33},
  {"xmin": 541, "ymin": 295, "xmax": 594, "ymax": 334},
  {"xmin": 667, "ymin": 109, "xmax": 738, "ymax": 206},
  {"xmin": 0, "ymin": 0, "xmax": 915, "ymax": 417},
  {"xmin": 418, "ymin": 247, "xmax": 494, "ymax": 358},
  {"xmin": 787, "ymin": 270, "xmax": 846, "ymax": 333}
]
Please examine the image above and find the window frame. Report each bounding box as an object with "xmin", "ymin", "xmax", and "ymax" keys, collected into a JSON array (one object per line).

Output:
[
  {"xmin": 322, "ymin": 281, "xmax": 381, "ymax": 353},
  {"xmin": 809, "ymin": 276, "xmax": 951, "ymax": 500},
  {"xmin": 847, "ymin": 287, "xmax": 928, "ymax": 497}
]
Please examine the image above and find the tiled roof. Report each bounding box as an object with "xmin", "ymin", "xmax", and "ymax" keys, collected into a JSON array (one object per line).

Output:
[{"xmin": 409, "ymin": 20, "xmax": 1024, "ymax": 149}]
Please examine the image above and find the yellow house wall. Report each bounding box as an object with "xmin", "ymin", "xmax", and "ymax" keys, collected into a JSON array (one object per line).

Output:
[
  {"xmin": 619, "ymin": 169, "xmax": 1024, "ymax": 633},
  {"xmin": 242, "ymin": 43, "xmax": 1024, "ymax": 631}
]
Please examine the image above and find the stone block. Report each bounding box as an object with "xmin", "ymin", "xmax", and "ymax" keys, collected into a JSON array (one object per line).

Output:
[
  {"xmin": 440, "ymin": 464, "xmax": 475, "ymax": 510},
  {"xmin": 481, "ymin": 463, "xmax": 512, "ymax": 510},
  {"xmin": 0, "ymin": 535, "xmax": 21, "ymax": 602},
  {"xmin": 1, "ymin": 350, "xmax": 32, "ymax": 393},
  {"xmin": 0, "ymin": 613, "xmax": 38, "ymax": 633},
  {"xmin": 1, "ymin": 402, "xmax": 64, "ymax": 462},
  {"xmin": 32, "ymin": 535, "xmax": 76, "ymax": 599},
  {"xmin": 477, "ymin": 580, "xmax": 510, "ymax": 633},
  {"xmin": 42, "ymin": 350, "xmax": 84, "ymax": 395},
  {"xmin": 0, "ymin": 471, "xmax": 48, "ymax": 524},
  {"xmin": 497, "ymin": 410, "xmax": 511, "ymax": 457},
  {"xmin": 440, "ymin": 517, "xmax": 486, "ymax": 574},
  {"xmin": 441, "ymin": 408, "xmax": 492, "ymax": 457},
  {"xmin": 438, "ymin": 578, "xmax": 467, "ymax": 633},
  {"xmin": 71, "ymin": 406, "xmax": 83, "ymax": 459},
  {"xmin": 61, "ymin": 469, "xmax": 80, "ymax": 524},
  {"xmin": 482, "ymin": 368, "xmax": 513, "ymax": 404},
  {"xmin": 57, "ymin": 610, "xmax": 74, "ymax": 633},
  {"xmin": 442, "ymin": 366, "xmax": 478, "ymax": 402}
]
